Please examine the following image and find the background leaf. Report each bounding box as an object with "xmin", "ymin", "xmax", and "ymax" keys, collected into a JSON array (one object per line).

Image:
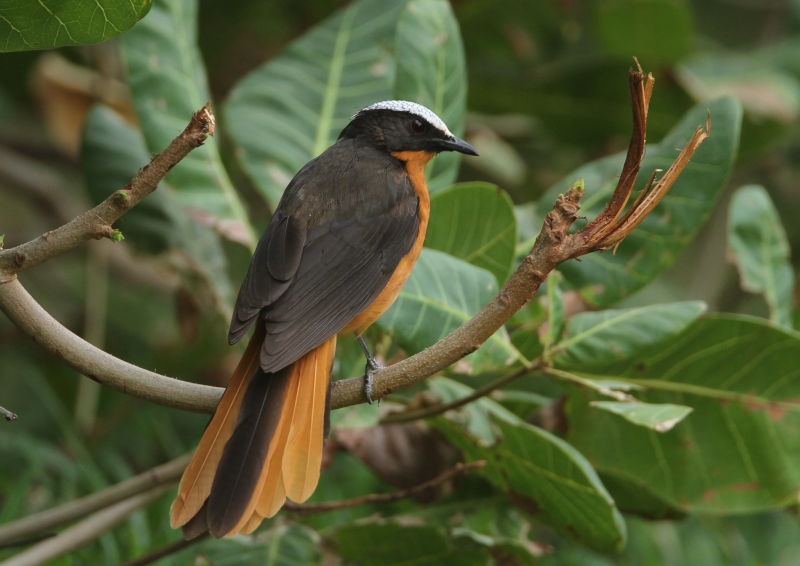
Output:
[
  {"xmin": 333, "ymin": 520, "xmax": 489, "ymax": 566},
  {"xmin": 198, "ymin": 523, "xmax": 321, "ymax": 565},
  {"xmin": 727, "ymin": 185, "xmax": 795, "ymax": 328},
  {"xmin": 224, "ymin": 0, "xmax": 404, "ymax": 206},
  {"xmin": 377, "ymin": 248, "xmax": 519, "ymax": 373},
  {"xmin": 394, "ymin": 0, "xmax": 467, "ymax": 192},
  {"xmin": 0, "ymin": 0, "xmax": 153, "ymax": 52},
  {"xmin": 120, "ymin": 0, "xmax": 254, "ymax": 247},
  {"xmin": 553, "ymin": 301, "xmax": 706, "ymax": 369},
  {"xmin": 590, "ymin": 401, "xmax": 693, "ymax": 432},
  {"xmin": 540, "ymin": 97, "xmax": 742, "ymax": 306},
  {"xmin": 426, "ymin": 182, "xmax": 517, "ymax": 284},
  {"xmin": 436, "ymin": 416, "xmax": 627, "ymax": 554},
  {"xmin": 567, "ymin": 315, "xmax": 800, "ymax": 514}
]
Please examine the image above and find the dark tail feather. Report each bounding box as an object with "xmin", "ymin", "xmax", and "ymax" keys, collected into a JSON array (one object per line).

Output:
[
  {"xmin": 206, "ymin": 366, "xmax": 291, "ymax": 538},
  {"xmin": 181, "ymin": 500, "xmax": 209, "ymax": 541}
]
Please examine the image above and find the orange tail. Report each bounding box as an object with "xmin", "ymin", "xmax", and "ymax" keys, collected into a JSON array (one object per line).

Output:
[{"xmin": 170, "ymin": 329, "xmax": 336, "ymax": 539}]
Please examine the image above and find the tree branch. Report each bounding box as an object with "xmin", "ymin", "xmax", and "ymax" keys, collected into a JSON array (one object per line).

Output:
[
  {"xmin": 283, "ymin": 460, "xmax": 486, "ymax": 514},
  {"xmin": 0, "ymin": 455, "xmax": 191, "ymax": 547},
  {"xmin": 0, "ymin": 103, "xmax": 215, "ymax": 281},
  {"xmin": 0, "ymin": 404, "xmax": 17, "ymax": 421},
  {"xmin": 0, "ymin": 485, "xmax": 171, "ymax": 566},
  {"xmin": 0, "ymin": 67, "xmax": 709, "ymax": 416},
  {"xmin": 380, "ymin": 363, "xmax": 540, "ymax": 424}
]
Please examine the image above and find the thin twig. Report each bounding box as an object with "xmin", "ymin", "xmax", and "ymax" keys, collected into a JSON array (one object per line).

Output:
[
  {"xmin": 0, "ymin": 455, "xmax": 190, "ymax": 547},
  {"xmin": 0, "ymin": 405, "xmax": 17, "ymax": 421},
  {"xmin": 0, "ymin": 485, "xmax": 171, "ymax": 566},
  {"xmin": 381, "ymin": 363, "xmax": 540, "ymax": 424},
  {"xmin": 118, "ymin": 533, "xmax": 209, "ymax": 566},
  {"xmin": 283, "ymin": 460, "xmax": 486, "ymax": 514},
  {"xmin": 0, "ymin": 103, "xmax": 215, "ymax": 280}
]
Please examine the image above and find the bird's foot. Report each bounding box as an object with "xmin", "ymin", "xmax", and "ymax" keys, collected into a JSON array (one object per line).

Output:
[{"xmin": 358, "ymin": 336, "xmax": 385, "ymax": 405}]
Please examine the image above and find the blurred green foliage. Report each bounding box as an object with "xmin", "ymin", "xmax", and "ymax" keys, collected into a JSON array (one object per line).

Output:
[{"xmin": 1, "ymin": 0, "xmax": 799, "ymax": 564}]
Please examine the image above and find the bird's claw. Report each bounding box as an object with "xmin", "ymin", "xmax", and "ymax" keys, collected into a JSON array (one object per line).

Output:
[{"xmin": 363, "ymin": 358, "xmax": 385, "ymax": 405}]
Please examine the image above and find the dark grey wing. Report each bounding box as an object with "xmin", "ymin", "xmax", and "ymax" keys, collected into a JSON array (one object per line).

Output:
[{"xmin": 228, "ymin": 140, "xmax": 419, "ymax": 372}]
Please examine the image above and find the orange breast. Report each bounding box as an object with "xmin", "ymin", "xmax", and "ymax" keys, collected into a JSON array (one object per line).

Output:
[{"xmin": 342, "ymin": 150, "xmax": 433, "ymax": 336}]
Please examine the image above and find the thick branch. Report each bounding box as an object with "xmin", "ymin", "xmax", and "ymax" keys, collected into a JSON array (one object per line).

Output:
[
  {"xmin": 0, "ymin": 279, "xmax": 221, "ymax": 413},
  {"xmin": 0, "ymin": 455, "xmax": 190, "ymax": 547},
  {"xmin": 0, "ymin": 103, "xmax": 215, "ymax": 281}
]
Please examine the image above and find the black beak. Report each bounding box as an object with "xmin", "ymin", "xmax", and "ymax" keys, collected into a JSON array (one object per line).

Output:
[{"xmin": 438, "ymin": 136, "xmax": 479, "ymax": 156}]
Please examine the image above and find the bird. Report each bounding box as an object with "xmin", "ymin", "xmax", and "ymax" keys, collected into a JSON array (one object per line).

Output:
[{"xmin": 169, "ymin": 100, "xmax": 478, "ymax": 539}]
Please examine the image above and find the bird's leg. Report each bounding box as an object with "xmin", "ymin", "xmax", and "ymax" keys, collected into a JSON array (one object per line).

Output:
[{"xmin": 358, "ymin": 336, "xmax": 385, "ymax": 405}]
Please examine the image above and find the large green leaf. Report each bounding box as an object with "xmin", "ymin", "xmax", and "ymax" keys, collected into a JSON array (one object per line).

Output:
[
  {"xmin": 377, "ymin": 248, "xmax": 520, "ymax": 373},
  {"xmin": 80, "ymin": 104, "xmax": 233, "ymax": 315},
  {"xmin": 728, "ymin": 185, "xmax": 795, "ymax": 328},
  {"xmin": 436, "ymin": 415, "xmax": 627, "ymax": 554},
  {"xmin": 540, "ymin": 97, "xmax": 742, "ymax": 306},
  {"xmin": 566, "ymin": 315, "xmax": 800, "ymax": 513},
  {"xmin": 553, "ymin": 301, "xmax": 706, "ymax": 370},
  {"xmin": 0, "ymin": 0, "xmax": 152, "ymax": 52},
  {"xmin": 426, "ymin": 182, "xmax": 517, "ymax": 284},
  {"xmin": 332, "ymin": 520, "xmax": 489, "ymax": 566},
  {"xmin": 394, "ymin": 0, "xmax": 467, "ymax": 192},
  {"xmin": 199, "ymin": 523, "xmax": 321, "ymax": 565},
  {"xmin": 120, "ymin": 0, "xmax": 254, "ymax": 247},
  {"xmin": 224, "ymin": 0, "xmax": 404, "ymax": 206}
]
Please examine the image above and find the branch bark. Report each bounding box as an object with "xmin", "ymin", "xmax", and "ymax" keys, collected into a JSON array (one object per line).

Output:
[{"xmin": 0, "ymin": 67, "xmax": 709, "ymax": 416}]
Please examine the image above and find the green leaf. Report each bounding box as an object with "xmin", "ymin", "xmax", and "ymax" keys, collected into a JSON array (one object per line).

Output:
[
  {"xmin": 426, "ymin": 182, "xmax": 517, "ymax": 284},
  {"xmin": 199, "ymin": 523, "xmax": 321, "ymax": 565},
  {"xmin": 378, "ymin": 248, "xmax": 520, "ymax": 373},
  {"xmin": 81, "ymin": 105, "xmax": 180, "ymax": 254},
  {"xmin": 394, "ymin": 0, "xmax": 467, "ymax": 192},
  {"xmin": 728, "ymin": 185, "xmax": 795, "ymax": 328},
  {"xmin": 566, "ymin": 315, "xmax": 800, "ymax": 513},
  {"xmin": 224, "ymin": 0, "xmax": 404, "ymax": 206},
  {"xmin": 553, "ymin": 301, "xmax": 707, "ymax": 370},
  {"xmin": 589, "ymin": 401, "xmax": 693, "ymax": 432},
  {"xmin": 436, "ymin": 416, "xmax": 627, "ymax": 554},
  {"xmin": 427, "ymin": 377, "xmax": 520, "ymax": 443},
  {"xmin": 120, "ymin": 0, "xmax": 254, "ymax": 248},
  {"xmin": 332, "ymin": 520, "xmax": 489, "ymax": 566},
  {"xmin": 0, "ymin": 0, "xmax": 153, "ymax": 52},
  {"xmin": 540, "ymin": 97, "xmax": 742, "ymax": 306},
  {"xmin": 594, "ymin": 0, "xmax": 694, "ymax": 66}
]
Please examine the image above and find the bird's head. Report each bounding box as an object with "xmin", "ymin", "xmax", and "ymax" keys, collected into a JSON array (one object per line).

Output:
[{"xmin": 339, "ymin": 101, "xmax": 478, "ymax": 156}]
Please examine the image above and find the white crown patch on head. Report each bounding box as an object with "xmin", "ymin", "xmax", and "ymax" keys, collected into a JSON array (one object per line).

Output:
[{"xmin": 352, "ymin": 101, "xmax": 453, "ymax": 138}]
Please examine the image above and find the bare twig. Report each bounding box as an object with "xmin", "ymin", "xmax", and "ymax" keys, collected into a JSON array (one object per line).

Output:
[
  {"xmin": 0, "ymin": 404, "xmax": 17, "ymax": 421},
  {"xmin": 381, "ymin": 363, "xmax": 539, "ymax": 424},
  {"xmin": 283, "ymin": 460, "xmax": 486, "ymax": 514},
  {"xmin": 0, "ymin": 66, "xmax": 709, "ymax": 415},
  {"xmin": 0, "ymin": 485, "xmax": 171, "ymax": 566},
  {"xmin": 118, "ymin": 533, "xmax": 209, "ymax": 566},
  {"xmin": 0, "ymin": 455, "xmax": 191, "ymax": 547},
  {"xmin": 0, "ymin": 103, "xmax": 215, "ymax": 281}
]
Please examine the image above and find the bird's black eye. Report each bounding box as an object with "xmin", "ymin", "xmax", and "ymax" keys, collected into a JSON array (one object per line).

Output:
[{"xmin": 411, "ymin": 119, "xmax": 426, "ymax": 133}]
